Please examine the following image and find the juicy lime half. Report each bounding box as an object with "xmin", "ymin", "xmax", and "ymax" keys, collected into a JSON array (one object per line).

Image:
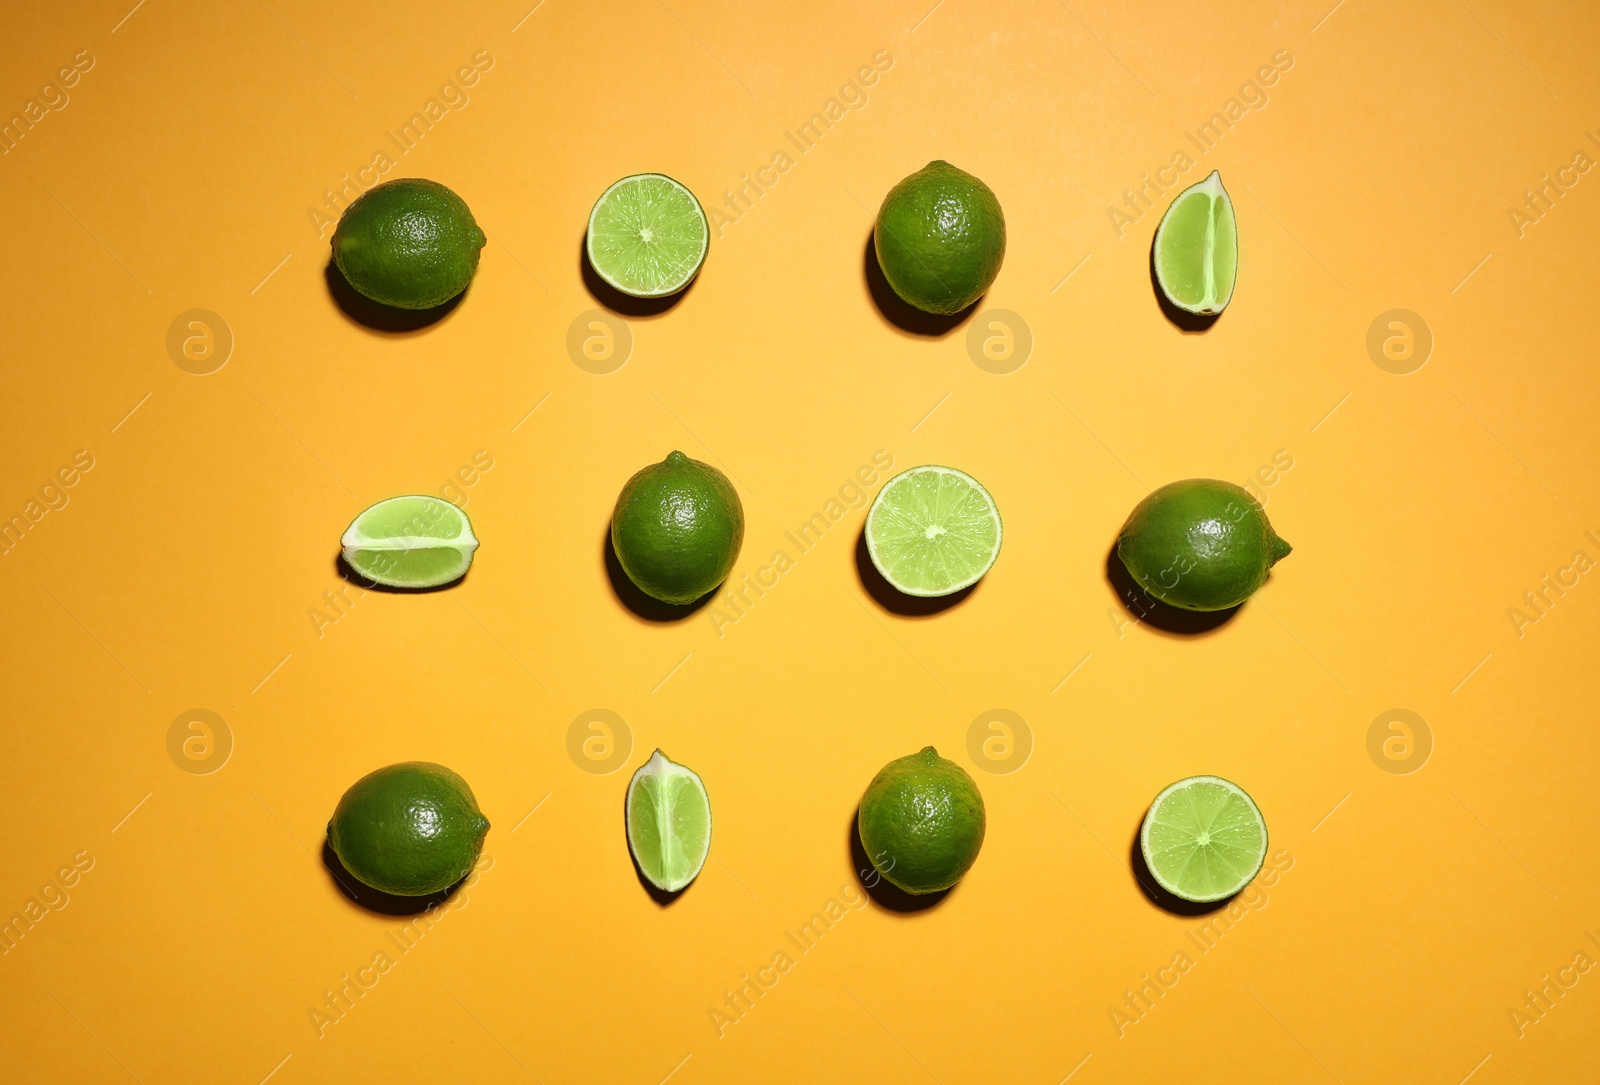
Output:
[
  {"xmin": 341, "ymin": 495, "xmax": 478, "ymax": 588},
  {"xmin": 865, "ymin": 465, "xmax": 1001, "ymax": 597},
  {"xmin": 586, "ymin": 173, "xmax": 709, "ymax": 297},
  {"xmin": 1139, "ymin": 775, "xmax": 1267, "ymax": 903}
]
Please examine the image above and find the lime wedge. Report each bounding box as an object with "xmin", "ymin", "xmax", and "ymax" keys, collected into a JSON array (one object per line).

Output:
[
  {"xmin": 586, "ymin": 174, "xmax": 709, "ymax": 297},
  {"xmin": 865, "ymin": 465, "xmax": 1002, "ymax": 597},
  {"xmin": 340, "ymin": 496, "xmax": 478, "ymax": 588},
  {"xmin": 1139, "ymin": 775, "xmax": 1267, "ymax": 903},
  {"xmin": 625, "ymin": 750, "xmax": 711, "ymax": 893},
  {"xmin": 1152, "ymin": 170, "xmax": 1237, "ymax": 316}
]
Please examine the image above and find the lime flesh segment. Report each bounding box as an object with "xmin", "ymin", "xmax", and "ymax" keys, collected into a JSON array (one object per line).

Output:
[
  {"xmin": 626, "ymin": 750, "xmax": 711, "ymax": 893},
  {"xmin": 340, "ymin": 496, "xmax": 478, "ymax": 588},
  {"xmin": 865, "ymin": 466, "xmax": 1002, "ymax": 597},
  {"xmin": 586, "ymin": 174, "xmax": 709, "ymax": 297},
  {"xmin": 1153, "ymin": 170, "xmax": 1237, "ymax": 315},
  {"xmin": 1139, "ymin": 775, "xmax": 1267, "ymax": 902}
]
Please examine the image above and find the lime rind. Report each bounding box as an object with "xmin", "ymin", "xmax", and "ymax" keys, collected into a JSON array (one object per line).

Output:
[
  {"xmin": 586, "ymin": 173, "xmax": 709, "ymax": 298},
  {"xmin": 340, "ymin": 495, "xmax": 478, "ymax": 589},
  {"xmin": 1153, "ymin": 170, "xmax": 1237, "ymax": 316},
  {"xmin": 865, "ymin": 466, "xmax": 1002, "ymax": 597},
  {"xmin": 626, "ymin": 749, "xmax": 712, "ymax": 893},
  {"xmin": 1139, "ymin": 775, "xmax": 1267, "ymax": 903},
  {"xmin": 874, "ymin": 161, "xmax": 1007, "ymax": 315}
]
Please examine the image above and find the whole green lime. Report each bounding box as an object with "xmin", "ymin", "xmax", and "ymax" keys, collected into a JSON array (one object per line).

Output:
[
  {"xmin": 858, "ymin": 746, "xmax": 985, "ymax": 895},
  {"xmin": 1117, "ymin": 479, "xmax": 1292, "ymax": 612},
  {"xmin": 327, "ymin": 762, "xmax": 489, "ymax": 896},
  {"xmin": 611, "ymin": 451, "xmax": 744, "ymax": 605},
  {"xmin": 874, "ymin": 161, "xmax": 1006, "ymax": 315},
  {"xmin": 331, "ymin": 178, "xmax": 486, "ymax": 309}
]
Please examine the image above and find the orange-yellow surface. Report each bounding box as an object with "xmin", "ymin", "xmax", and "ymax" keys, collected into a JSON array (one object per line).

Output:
[{"xmin": 3, "ymin": 1, "xmax": 1599, "ymax": 1082}]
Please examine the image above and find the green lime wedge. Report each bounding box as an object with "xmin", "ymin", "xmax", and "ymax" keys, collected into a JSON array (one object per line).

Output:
[
  {"xmin": 586, "ymin": 174, "xmax": 709, "ymax": 297},
  {"xmin": 1152, "ymin": 170, "xmax": 1237, "ymax": 316},
  {"xmin": 1139, "ymin": 775, "xmax": 1267, "ymax": 903},
  {"xmin": 865, "ymin": 465, "xmax": 1002, "ymax": 597},
  {"xmin": 625, "ymin": 749, "xmax": 711, "ymax": 893},
  {"xmin": 340, "ymin": 495, "xmax": 478, "ymax": 588}
]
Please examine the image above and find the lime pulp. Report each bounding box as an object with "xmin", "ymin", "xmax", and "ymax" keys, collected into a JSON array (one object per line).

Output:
[
  {"xmin": 865, "ymin": 466, "xmax": 1002, "ymax": 597},
  {"xmin": 1139, "ymin": 775, "xmax": 1267, "ymax": 902},
  {"xmin": 626, "ymin": 750, "xmax": 712, "ymax": 893},
  {"xmin": 586, "ymin": 174, "xmax": 709, "ymax": 297},
  {"xmin": 1153, "ymin": 170, "xmax": 1237, "ymax": 315},
  {"xmin": 341, "ymin": 495, "xmax": 478, "ymax": 588}
]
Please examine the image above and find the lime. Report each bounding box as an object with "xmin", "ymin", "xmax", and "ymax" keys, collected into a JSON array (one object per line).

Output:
[
  {"xmin": 1139, "ymin": 775, "xmax": 1267, "ymax": 903},
  {"xmin": 858, "ymin": 747, "xmax": 985, "ymax": 895},
  {"xmin": 331, "ymin": 178, "xmax": 486, "ymax": 309},
  {"xmin": 865, "ymin": 465, "xmax": 1001, "ymax": 597},
  {"xmin": 626, "ymin": 750, "xmax": 711, "ymax": 893},
  {"xmin": 1152, "ymin": 170, "xmax": 1237, "ymax": 316},
  {"xmin": 327, "ymin": 762, "xmax": 490, "ymax": 896},
  {"xmin": 611, "ymin": 451, "xmax": 743, "ymax": 605},
  {"xmin": 586, "ymin": 174, "xmax": 709, "ymax": 297},
  {"xmin": 341, "ymin": 496, "xmax": 478, "ymax": 589},
  {"xmin": 874, "ymin": 160, "xmax": 1006, "ymax": 315},
  {"xmin": 1116, "ymin": 479, "xmax": 1289, "ymax": 611}
]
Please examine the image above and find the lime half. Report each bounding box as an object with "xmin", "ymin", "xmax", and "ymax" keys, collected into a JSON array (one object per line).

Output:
[
  {"xmin": 1153, "ymin": 170, "xmax": 1237, "ymax": 316},
  {"xmin": 626, "ymin": 750, "xmax": 711, "ymax": 893},
  {"xmin": 340, "ymin": 495, "xmax": 478, "ymax": 588},
  {"xmin": 865, "ymin": 466, "xmax": 1001, "ymax": 597},
  {"xmin": 1139, "ymin": 775, "xmax": 1267, "ymax": 903},
  {"xmin": 586, "ymin": 174, "xmax": 709, "ymax": 297}
]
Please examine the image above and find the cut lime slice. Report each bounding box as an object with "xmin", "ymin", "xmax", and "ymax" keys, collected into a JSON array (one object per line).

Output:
[
  {"xmin": 340, "ymin": 496, "xmax": 478, "ymax": 588},
  {"xmin": 586, "ymin": 174, "xmax": 709, "ymax": 297},
  {"xmin": 1139, "ymin": 775, "xmax": 1267, "ymax": 903},
  {"xmin": 1152, "ymin": 170, "xmax": 1237, "ymax": 316},
  {"xmin": 625, "ymin": 750, "xmax": 711, "ymax": 893},
  {"xmin": 865, "ymin": 465, "xmax": 1002, "ymax": 597}
]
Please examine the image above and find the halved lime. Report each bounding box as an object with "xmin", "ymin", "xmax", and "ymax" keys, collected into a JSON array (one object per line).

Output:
[
  {"xmin": 865, "ymin": 466, "xmax": 1002, "ymax": 597},
  {"xmin": 625, "ymin": 749, "xmax": 711, "ymax": 893},
  {"xmin": 1139, "ymin": 775, "xmax": 1267, "ymax": 903},
  {"xmin": 340, "ymin": 495, "xmax": 478, "ymax": 588},
  {"xmin": 1152, "ymin": 170, "xmax": 1237, "ymax": 316},
  {"xmin": 586, "ymin": 174, "xmax": 709, "ymax": 297}
]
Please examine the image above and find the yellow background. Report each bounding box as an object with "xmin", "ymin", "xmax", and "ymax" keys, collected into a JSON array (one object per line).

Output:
[{"xmin": 3, "ymin": 0, "xmax": 1599, "ymax": 1081}]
